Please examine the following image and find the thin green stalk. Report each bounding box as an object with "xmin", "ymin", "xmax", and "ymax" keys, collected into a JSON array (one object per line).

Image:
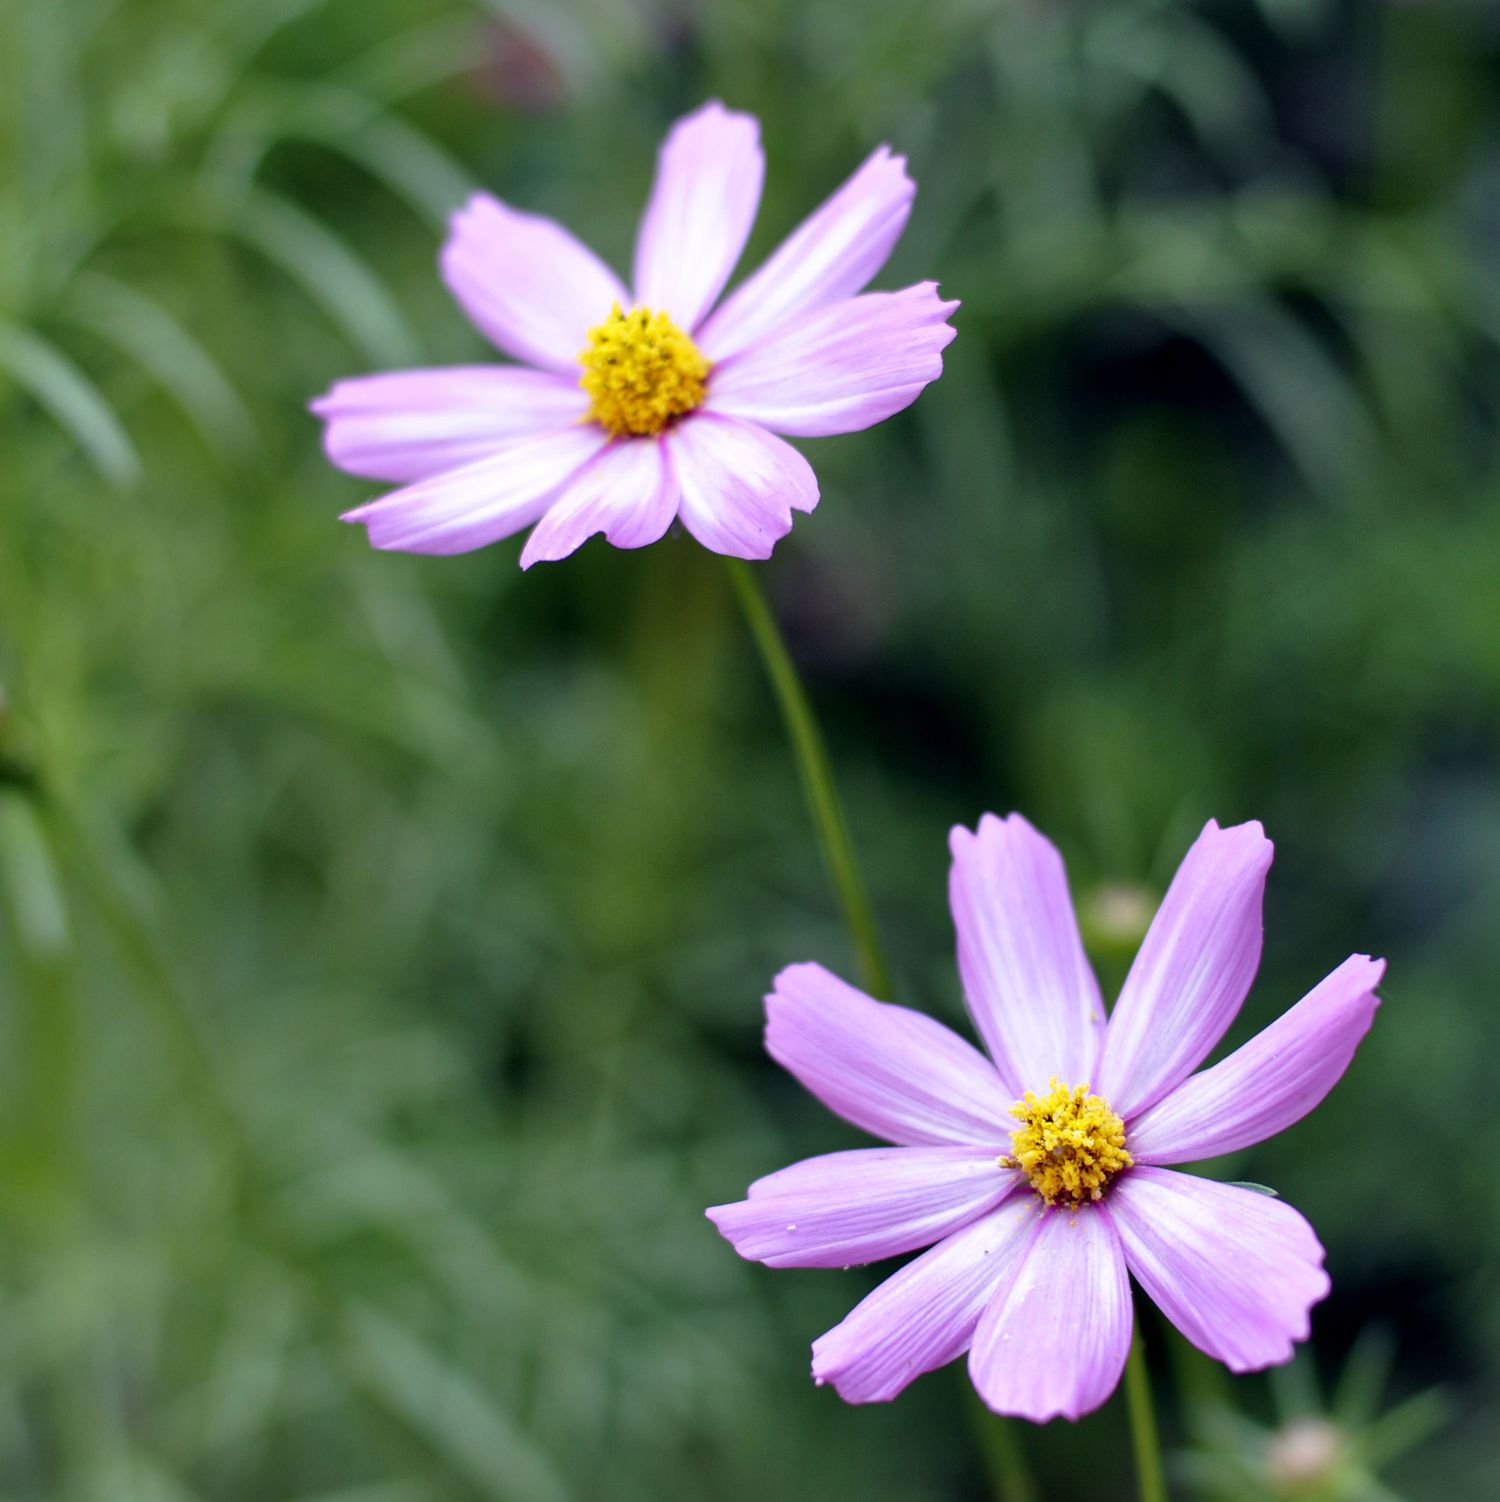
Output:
[
  {"xmin": 965, "ymin": 1384, "xmax": 1040, "ymax": 1502},
  {"xmin": 1125, "ymin": 1326, "xmax": 1169, "ymax": 1502},
  {"xmin": 723, "ymin": 558, "xmax": 891, "ymax": 1000},
  {"xmin": 728, "ymin": 558, "xmax": 1034, "ymax": 1502}
]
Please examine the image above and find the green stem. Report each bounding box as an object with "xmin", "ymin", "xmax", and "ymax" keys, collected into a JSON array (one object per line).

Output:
[
  {"xmin": 964, "ymin": 1384, "xmax": 1039, "ymax": 1502},
  {"xmin": 728, "ymin": 559, "xmax": 1033, "ymax": 1502},
  {"xmin": 1125, "ymin": 1326, "xmax": 1169, "ymax": 1502},
  {"xmin": 723, "ymin": 558, "xmax": 892, "ymax": 1000}
]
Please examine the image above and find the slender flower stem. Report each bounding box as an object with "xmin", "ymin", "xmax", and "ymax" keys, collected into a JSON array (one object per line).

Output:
[
  {"xmin": 724, "ymin": 558, "xmax": 892, "ymax": 1000},
  {"xmin": 964, "ymin": 1385, "xmax": 1040, "ymax": 1502},
  {"xmin": 1125, "ymin": 1326, "xmax": 1169, "ymax": 1502},
  {"xmin": 726, "ymin": 556, "xmax": 1035, "ymax": 1502}
]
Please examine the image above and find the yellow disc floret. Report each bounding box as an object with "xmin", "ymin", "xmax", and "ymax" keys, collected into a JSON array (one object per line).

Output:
[
  {"xmin": 1002, "ymin": 1078, "xmax": 1133, "ymax": 1207},
  {"xmin": 579, "ymin": 303, "xmax": 709, "ymax": 437}
]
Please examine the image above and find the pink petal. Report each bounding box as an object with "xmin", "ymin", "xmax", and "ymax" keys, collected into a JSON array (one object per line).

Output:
[
  {"xmin": 310, "ymin": 366, "xmax": 587, "ymax": 483},
  {"xmin": 947, "ymin": 814, "xmax": 1106, "ymax": 1099},
  {"xmin": 707, "ymin": 1148, "xmax": 1021, "ymax": 1268},
  {"xmin": 1095, "ymin": 820, "xmax": 1274, "ymax": 1119},
  {"xmin": 440, "ymin": 193, "xmax": 627, "ymax": 373},
  {"xmin": 810, "ymin": 1196, "xmax": 1038, "ymax": 1403},
  {"xmin": 632, "ymin": 101, "xmax": 764, "ymax": 331},
  {"xmin": 699, "ymin": 146, "xmax": 916, "ymax": 361},
  {"xmin": 1110, "ymin": 1167, "xmax": 1330, "ymax": 1372},
  {"xmin": 342, "ymin": 425, "xmax": 606, "ymax": 556},
  {"xmin": 1128, "ymin": 955, "xmax": 1384, "ymax": 1165},
  {"xmin": 705, "ymin": 283, "xmax": 957, "ymax": 437},
  {"xmin": 519, "ymin": 435, "xmax": 679, "ymax": 568},
  {"xmin": 667, "ymin": 413, "xmax": 817, "ymax": 560},
  {"xmin": 968, "ymin": 1204, "xmax": 1132, "ymax": 1422},
  {"xmin": 764, "ymin": 962, "xmax": 1018, "ymax": 1147}
]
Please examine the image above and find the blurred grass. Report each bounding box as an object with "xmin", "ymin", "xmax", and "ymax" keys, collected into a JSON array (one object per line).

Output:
[{"xmin": 3, "ymin": 0, "xmax": 1500, "ymax": 1497}]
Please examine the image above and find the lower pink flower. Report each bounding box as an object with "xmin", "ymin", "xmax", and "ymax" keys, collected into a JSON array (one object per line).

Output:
[{"xmin": 708, "ymin": 814, "xmax": 1383, "ymax": 1421}]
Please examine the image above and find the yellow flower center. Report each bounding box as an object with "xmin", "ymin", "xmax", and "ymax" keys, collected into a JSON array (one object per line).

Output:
[
  {"xmin": 579, "ymin": 303, "xmax": 710, "ymax": 437},
  {"xmin": 1002, "ymin": 1078, "xmax": 1133, "ymax": 1207}
]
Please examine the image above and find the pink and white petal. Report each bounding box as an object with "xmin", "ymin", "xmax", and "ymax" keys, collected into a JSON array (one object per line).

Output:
[
  {"xmin": 519, "ymin": 435, "xmax": 678, "ymax": 568},
  {"xmin": 632, "ymin": 101, "xmax": 764, "ymax": 331},
  {"xmin": 342, "ymin": 425, "xmax": 606, "ymax": 556},
  {"xmin": 699, "ymin": 146, "xmax": 916, "ymax": 361},
  {"xmin": 705, "ymin": 284, "xmax": 957, "ymax": 437},
  {"xmin": 1095, "ymin": 820, "xmax": 1274, "ymax": 1119},
  {"xmin": 440, "ymin": 193, "xmax": 627, "ymax": 373},
  {"xmin": 1111, "ymin": 1167, "xmax": 1329, "ymax": 1373},
  {"xmin": 708, "ymin": 1148, "xmax": 1021, "ymax": 1269},
  {"xmin": 947, "ymin": 813, "xmax": 1107, "ymax": 1099},
  {"xmin": 668, "ymin": 413, "xmax": 817, "ymax": 560},
  {"xmin": 765, "ymin": 962, "xmax": 1017, "ymax": 1147},
  {"xmin": 1129, "ymin": 955, "xmax": 1385, "ymax": 1165},
  {"xmin": 810, "ymin": 1195, "xmax": 1038, "ymax": 1404},
  {"xmin": 969, "ymin": 1204, "xmax": 1132, "ymax": 1422},
  {"xmin": 311, "ymin": 366, "xmax": 588, "ymax": 484}
]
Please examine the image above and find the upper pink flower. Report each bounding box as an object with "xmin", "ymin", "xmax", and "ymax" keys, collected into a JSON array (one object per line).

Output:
[
  {"xmin": 311, "ymin": 102, "xmax": 957, "ymax": 567},
  {"xmin": 707, "ymin": 814, "xmax": 1384, "ymax": 1422}
]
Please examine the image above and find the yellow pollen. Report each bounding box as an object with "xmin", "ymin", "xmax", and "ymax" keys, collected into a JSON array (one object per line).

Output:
[
  {"xmin": 1001, "ymin": 1078, "xmax": 1133, "ymax": 1208},
  {"xmin": 579, "ymin": 303, "xmax": 709, "ymax": 437}
]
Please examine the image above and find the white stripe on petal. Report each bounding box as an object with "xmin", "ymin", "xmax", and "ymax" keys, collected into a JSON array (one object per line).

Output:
[
  {"xmin": 1127, "ymin": 954, "xmax": 1384, "ymax": 1165},
  {"xmin": 706, "ymin": 283, "xmax": 957, "ymax": 437},
  {"xmin": 1095, "ymin": 820, "xmax": 1274, "ymax": 1119},
  {"xmin": 700, "ymin": 145, "xmax": 916, "ymax": 361},
  {"xmin": 968, "ymin": 1203, "xmax": 1132, "ymax": 1422},
  {"xmin": 520, "ymin": 435, "xmax": 679, "ymax": 568},
  {"xmin": 764, "ymin": 962, "xmax": 1017, "ymax": 1147},
  {"xmin": 632, "ymin": 101, "xmax": 764, "ymax": 332},
  {"xmin": 947, "ymin": 813, "xmax": 1105, "ymax": 1098},
  {"xmin": 668, "ymin": 413, "xmax": 817, "ymax": 560},
  {"xmin": 1111, "ymin": 1167, "xmax": 1329, "ymax": 1373},
  {"xmin": 709, "ymin": 1148, "xmax": 1020, "ymax": 1269},
  {"xmin": 811, "ymin": 1196, "xmax": 1038, "ymax": 1404},
  {"xmin": 311, "ymin": 366, "xmax": 587, "ymax": 483},
  {"xmin": 342, "ymin": 425, "xmax": 607, "ymax": 556},
  {"xmin": 441, "ymin": 193, "xmax": 627, "ymax": 373}
]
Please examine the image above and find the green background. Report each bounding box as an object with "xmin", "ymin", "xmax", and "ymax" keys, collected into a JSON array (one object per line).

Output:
[{"xmin": 2, "ymin": 1, "xmax": 1497, "ymax": 1497}]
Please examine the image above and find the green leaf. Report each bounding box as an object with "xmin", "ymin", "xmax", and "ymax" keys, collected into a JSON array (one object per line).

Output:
[
  {"xmin": 0, "ymin": 320, "xmax": 141, "ymax": 487},
  {"xmin": 221, "ymin": 189, "xmax": 418, "ymax": 367},
  {"xmin": 226, "ymin": 82, "xmax": 473, "ymax": 228},
  {"xmin": 62, "ymin": 271, "xmax": 256, "ymax": 456},
  {"xmin": 342, "ymin": 1305, "xmax": 575, "ymax": 1502},
  {"xmin": 1179, "ymin": 295, "xmax": 1383, "ymax": 505}
]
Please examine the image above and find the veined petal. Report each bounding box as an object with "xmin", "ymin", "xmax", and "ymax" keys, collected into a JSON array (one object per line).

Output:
[
  {"xmin": 520, "ymin": 435, "xmax": 678, "ymax": 568},
  {"xmin": 1129, "ymin": 955, "xmax": 1385, "ymax": 1165},
  {"xmin": 706, "ymin": 284, "xmax": 957, "ymax": 437},
  {"xmin": 708, "ymin": 1149, "xmax": 1020, "ymax": 1269},
  {"xmin": 811, "ymin": 1196, "xmax": 1037, "ymax": 1403},
  {"xmin": 700, "ymin": 145, "xmax": 916, "ymax": 361},
  {"xmin": 342, "ymin": 425, "xmax": 606, "ymax": 555},
  {"xmin": 948, "ymin": 814, "xmax": 1106, "ymax": 1099},
  {"xmin": 632, "ymin": 101, "xmax": 764, "ymax": 331},
  {"xmin": 668, "ymin": 413, "xmax": 817, "ymax": 560},
  {"xmin": 440, "ymin": 193, "xmax": 627, "ymax": 373},
  {"xmin": 1095, "ymin": 820, "xmax": 1274, "ymax": 1119},
  {"xmin": 764, "ymin": 962, "xmax": 1017, "ymax": 1147},
  {"xmin": 968, "ymin": 1204, "xmax": 1132, "ymax": 1422},
  {"xmin": 311, "ymin": 366, "xmax": 587, "ymax": 484},
  {"xmin": 1111, "ymin": 1167, "xmax": 1329, "ymax": 1372}
]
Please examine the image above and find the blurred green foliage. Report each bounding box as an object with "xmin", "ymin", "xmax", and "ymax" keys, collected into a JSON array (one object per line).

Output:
[{"xmin": 3, "ymin": 0, "xmax": 1499, "ymax": 1497}]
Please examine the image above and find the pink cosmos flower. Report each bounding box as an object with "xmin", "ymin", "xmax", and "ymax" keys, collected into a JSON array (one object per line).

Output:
[
  {"xmin": 708, "ymin": 814, "xmax": 1383, "ymax": 1422},
  {"xmin": 311, "ymin": 102, "xmax": 957, "ymax": 567}
]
